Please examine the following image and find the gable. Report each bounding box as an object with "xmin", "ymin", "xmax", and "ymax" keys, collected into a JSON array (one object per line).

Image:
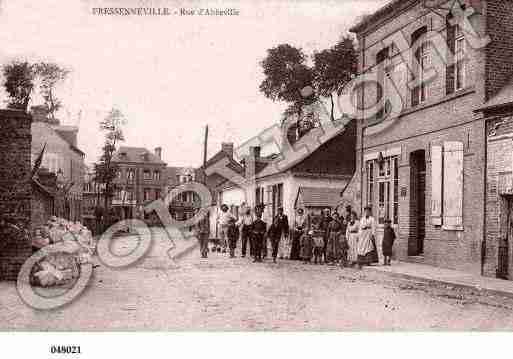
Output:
[{"xmin": 290, "ymin": 118, "xmax": 357, "ymax": 177}]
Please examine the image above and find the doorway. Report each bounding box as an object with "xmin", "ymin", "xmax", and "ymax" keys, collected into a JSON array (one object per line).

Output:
[
  {"xmin": 497, "ymin": 196, "xmax": 513, "ymax": 279},
  {"xmin": 408, "ymin": 150, "xmax": 426, "ymax": 256}
]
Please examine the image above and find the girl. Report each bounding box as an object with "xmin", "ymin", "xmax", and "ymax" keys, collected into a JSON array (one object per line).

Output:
[
  {"xmin": 357, "ymin": 206, "xmax": 378, "ymax": 269},
  {"xmin": 300, "ymin": 216, "xmax": 315, "ymax": 264},
  {"xmin": 346, "ymin": 211, "xmax": 360, "ymax": 266},
  {"xmin": 310, "ymin": 218, "xmax": 325, "ymax": 265},
  {"xmin": 326, "ymin": 212, "xmax": 343, "ymax": 265},
  {"xmin": 291, "ymin": 208, "xmax": 308, "ymax": 260},
  {"xmin": 382, "ymin": 219, "xmax": 396, "ymax": 266}
]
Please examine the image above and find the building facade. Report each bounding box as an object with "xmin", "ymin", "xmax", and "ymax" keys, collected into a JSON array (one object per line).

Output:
[
  {"xmin": 349, "ymin": 0, "xmax": 513, "ymax": 273},
  {"xmin": 111, "ymin": 146, "xmax": 167, "ymax": 221},
  {"xmin": 475, "ymin": 77, "xmax": 513, "ymax": 279},
  {"xmin": 166, "ymin": 166, "xmax": 201, "ymax": 222},
  {"xmin": 30, "ymin": 106, "xmax": 85, "ymax": 222}
]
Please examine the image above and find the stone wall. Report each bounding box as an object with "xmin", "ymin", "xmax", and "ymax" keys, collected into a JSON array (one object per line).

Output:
[{"xmin": 0, "ymin": 110, "xmax": 33, "ymax": 281}]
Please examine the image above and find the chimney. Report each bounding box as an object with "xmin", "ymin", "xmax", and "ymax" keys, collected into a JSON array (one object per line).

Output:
[
  {"xmin": 30, "ymin": 105, "xmax": 49, "ymax": 122},
  {"xmin": 221, "ymin": 142, "xmax": 234, "ymax": 158},
  {"xmin": 244, "ymin": 146, "xmax": 261, "ymax": 209},
  {"xmin": 155, "ymin": 147, "xmax": 162, "ymax": 160}
]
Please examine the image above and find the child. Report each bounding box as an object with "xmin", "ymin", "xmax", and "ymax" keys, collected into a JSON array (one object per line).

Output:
[
  {"xmin": 312, "ymin": 225, "xmax": 325, "ymax": 265},
  {"xmin": 382, "ymin": 219, "xmax": 396, "ymax": 266},
  {"xmin": 300, "ymin": 227, "xmax": 313, "ymax": 264},
  {"xmin": 339, "ymin": 233, "xmax": 349, "ymax": 268}
]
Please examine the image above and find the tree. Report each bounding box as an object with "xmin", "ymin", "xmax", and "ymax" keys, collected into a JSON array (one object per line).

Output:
[
  {"xmin": 33, "ymin": 62, "xmax": 70, "ymax": 123},
  {"xmin": 94, "ymin": 108, "xmax": 126, "ymax": 228},
  {"xmin": 313, "ymin": 36, "xmax": 357, "ymax": 121},
  {"xmin": 259, "ymin": 44, "xmax": 315, "ymax": 116},
  {"xmin": 2, "ymin": 61, "xmax": 36, "ymax": 111},
  {"xmin": 2, "ymin": 60, "xmax": 70, "ymax": 118}
]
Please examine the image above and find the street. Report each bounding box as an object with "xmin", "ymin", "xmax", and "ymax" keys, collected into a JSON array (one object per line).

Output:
[{"xmin": 2, "ymin": 239, "xmax": 513, "ymax": 331}]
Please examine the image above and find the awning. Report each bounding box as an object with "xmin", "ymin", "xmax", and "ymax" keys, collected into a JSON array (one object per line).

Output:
[{"xmin": 295, "ymin": 187, "xmax": 342, "ymax": 209}]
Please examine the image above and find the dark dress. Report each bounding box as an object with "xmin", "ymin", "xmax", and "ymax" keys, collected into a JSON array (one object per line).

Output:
[
  {"xmin": 300, "ymin": 232, "xmax": 313, "ymax": 261},
  {"xmin": 320, "ymin": 215, "xmax": 332, "ymax": 257},
  {"xmin": 326, "ymin": 220, "xmax": 343, "ymax": 262},
  {"xmin": 382, "ymin": 227, "xmax": 396, "ymax": 257},
  {"xmin": 291, "ymin": 214, "xmax": 308, "ymax": 260}
]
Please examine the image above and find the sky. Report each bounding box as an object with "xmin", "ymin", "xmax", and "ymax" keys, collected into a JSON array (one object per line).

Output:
[{"xmin": 0, "ymin": 0, "xmax": 387, "ymax": 167}]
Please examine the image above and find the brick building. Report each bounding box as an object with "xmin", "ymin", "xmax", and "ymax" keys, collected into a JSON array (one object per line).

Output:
[
  {"xmin": 165, "ymin": 166, "xmax": 202, "ymax": 221},
  {"xmin": 477, "ymin": 78, "xmax": 513, "ymax": 279},
  {"xmin": 349, "ymin": 0, "xmax": 513, "ymax": 273},
  {"xmin": 111, "ymin": 146, "xmax": 167, "ymax": 221}
]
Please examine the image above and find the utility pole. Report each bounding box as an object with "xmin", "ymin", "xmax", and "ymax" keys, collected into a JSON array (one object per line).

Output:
[{"xmin": 203, "ymin": 125, "xmax": 208, "ymax": 169}]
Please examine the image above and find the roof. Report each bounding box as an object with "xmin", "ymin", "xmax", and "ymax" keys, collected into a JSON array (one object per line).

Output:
[
  {"xmin": 296, "ymin": 187, "xmax": 343, "ymax": 208},
  {"xmin": 478, "ymin": 76, "xmax": 513, "ymax": 112},
  {"xmin": 350, "ymin": 0, "xmax": 484, "ymax": 34},
  {"xmin": 349, "ymin": 0, "xmax": 413, "ymax": 34},
  {"xmin": 113, "ymin": 146, "xmax": 166, "ymax": 165},
  {"xmin": 200, "ymin": 148, "xmax": 244, "ymax": 177},
  {"xmin": 255, "ymin": 116, "xmax": 355, "ymax": 179}
]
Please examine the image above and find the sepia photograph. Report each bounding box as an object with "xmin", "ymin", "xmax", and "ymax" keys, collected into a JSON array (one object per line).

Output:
[{"xmin": 1, "ymin": 0, "xmax": 513, "ymax": 356}]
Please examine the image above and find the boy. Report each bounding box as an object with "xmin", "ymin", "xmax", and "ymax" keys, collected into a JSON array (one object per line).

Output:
[
  {"xmin": 382, "ymin": 219, "xmax": 396, "ymax": 266},
  {"xmin": 252, "ymin": 206, "xmax": 267, "ymax": 263},
  {"xmin": 311, "ymin": 220, "xmax": 325, "ymax": 265}
]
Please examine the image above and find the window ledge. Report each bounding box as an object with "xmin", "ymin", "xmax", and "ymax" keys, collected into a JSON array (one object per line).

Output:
[
  {"xmin": 442, "ymin": 225, "xmax": 464, "ymax": 231},
  {"xmin": 399, "ymin": 86, "xmax": 476, "ymax": 118}
]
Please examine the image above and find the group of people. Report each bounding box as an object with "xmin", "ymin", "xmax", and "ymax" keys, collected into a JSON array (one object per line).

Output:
[{"xmin": 199, "ymin": 203, "xmax": 396, "ymax": 269}]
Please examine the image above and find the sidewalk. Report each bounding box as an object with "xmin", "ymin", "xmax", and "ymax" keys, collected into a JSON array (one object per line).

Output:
[{"xmin": 366, "ymin": 261, "xmax": 513, "ymax": 299}]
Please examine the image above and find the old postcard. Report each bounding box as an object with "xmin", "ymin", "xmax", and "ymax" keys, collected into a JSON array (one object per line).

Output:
[{"xmin": 1, "ymin": 0, "xmax": 513, "ymax": 356}]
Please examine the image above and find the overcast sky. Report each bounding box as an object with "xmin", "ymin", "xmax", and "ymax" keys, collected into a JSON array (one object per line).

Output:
[{"xmin": 0, "ymin": 0, "xmax": 387, "ymax": 167}]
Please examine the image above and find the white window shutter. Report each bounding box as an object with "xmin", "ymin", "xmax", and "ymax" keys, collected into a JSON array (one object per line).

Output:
[
  {"xmin": 442, "ymin": 141, "xmax": 464, "ymax": 230},
  {"xmin": 431, "ymin": 145, "xmax": 443, "ymax": 225}
]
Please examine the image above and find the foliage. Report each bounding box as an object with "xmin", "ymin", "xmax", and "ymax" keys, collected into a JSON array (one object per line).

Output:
[
  {"xmin": 2, "ymin": 60, "xmax": 69, "ymax": 118},
  {"xmin": 94, "ymin": 108, "xmax": 126, "ymax": 213},
  {"xmin": 260, "ymin": 37, "xmax": 357, "ymax": 122},
  {"xmin": 312, "ymin": 36, "xmax": 357, "ymax": 120},
  {"xmin": 33, "ymin": 62, "xmax": 70, "ymax": 122},
  {"xmin": 259, "ymin": 44, "xmax": 314, "ymax": 108},
  {"xmin": 2, "ymin": 61, "xmax": 36, "ymax": 111}
]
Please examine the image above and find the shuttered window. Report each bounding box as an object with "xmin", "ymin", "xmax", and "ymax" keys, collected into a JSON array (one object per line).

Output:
[
  {"xmin": 411, "ymin": 26, "xmax": 428, "ymax": 107},
  {"xmin": 442, "ymin": 141, "xmax": 464, "ymax": 230},
  {"xmin": 446, "ymin": 18, "xmax": 457, "ymax": 95},
  {"xmin": 430, "ymin": 145, "xmax": 443, "ymax": 225}
]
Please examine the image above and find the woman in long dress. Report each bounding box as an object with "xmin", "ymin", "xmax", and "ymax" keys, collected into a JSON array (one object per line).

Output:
[
  {"xmin": 290, "ymin": 208, "xmax": 308, "ymax": 260},
  {"xmin": 357, "ymin": 206, "xmax": 378, "ymax": 269},
  {"xmin": 326, "ymin": 212, "xmax": 342, "ymax": 264},
  {"xmin": 346, "ymin": 211, "xmax": 360, "ymax": 266}
]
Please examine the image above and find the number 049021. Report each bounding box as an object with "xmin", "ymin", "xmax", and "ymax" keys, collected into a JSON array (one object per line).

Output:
[{"xmin": 50, "ymin": 345, "xmax": 81, "ymax": 354}]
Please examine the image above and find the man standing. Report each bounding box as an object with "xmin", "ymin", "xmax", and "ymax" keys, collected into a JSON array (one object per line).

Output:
[
  {"xmin": 238, "ymin": 208, "xmax": 253, "ymax": 258},
  {"xmin": 320, "ymin": 208, "xmax": 332, "ymax": 264},
  {"xmin": 252, "ymin": 205, "xmax": 267, "ymax": 263},
  {"xmin": 217, "ymin": 204, "xmax": 235, "ymax": 254},
  {"xmin": 196, "ymin": 209, "xmax": 210, "ymax": 258}
]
